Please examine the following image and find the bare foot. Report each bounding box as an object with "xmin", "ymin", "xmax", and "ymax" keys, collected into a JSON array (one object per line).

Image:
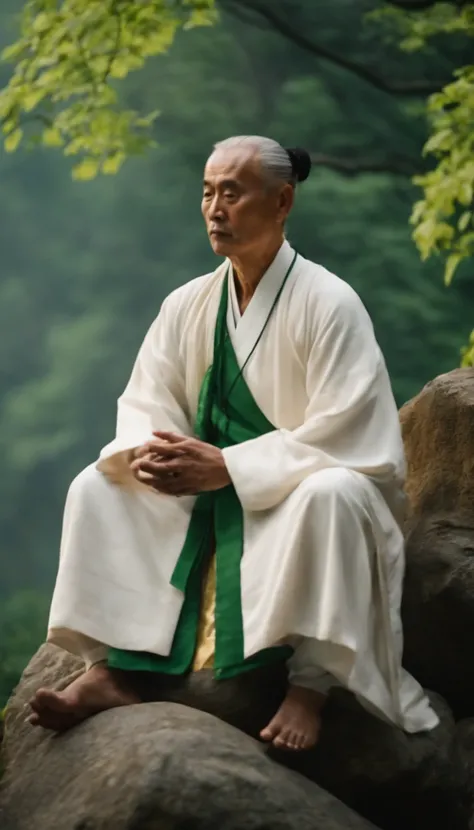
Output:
[
  {"xmin": 28, "ymin": 662, "xmax": 140, "ymax": 732},
  {"xmin": 260, "ymin": 685, "xmax": 326, "ymax": 751}
]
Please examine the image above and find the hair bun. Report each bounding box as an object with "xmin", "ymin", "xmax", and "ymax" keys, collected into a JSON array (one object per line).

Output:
[{"xmin": 286, "ymin": 147, "xmax": 312, "ymax": 183}]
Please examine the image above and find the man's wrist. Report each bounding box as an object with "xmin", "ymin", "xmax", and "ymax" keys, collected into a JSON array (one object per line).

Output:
[{"xmin": 217, "ymin": 449, "xmax": 232, "ymax": 487}]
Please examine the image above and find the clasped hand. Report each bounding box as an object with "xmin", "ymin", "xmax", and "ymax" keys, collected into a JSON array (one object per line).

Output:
[{"xmin": 130, "ymin": 431, "xmax": 231, "ymax": 496}]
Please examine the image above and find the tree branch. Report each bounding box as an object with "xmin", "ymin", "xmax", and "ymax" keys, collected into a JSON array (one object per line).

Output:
[
  {"xmin": 388, "ymin": 0, "xmax": 472, "ymax": 8},
  {"xmin": 220, "ymin": 0, "xmax": 268, "ymax": 28},
  {"xmin": 388, "ymin": 0, "xmax": 447, "ymax": 8},
  {"xmin": 221, "ymin": 0, "xmax": 447, "ymax": 96},
  {"xmin": 310, "ymin": 153, "xmax": 421, "ymax": 177}
]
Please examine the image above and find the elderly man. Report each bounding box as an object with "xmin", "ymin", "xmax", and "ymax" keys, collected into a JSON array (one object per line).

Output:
[{"xmin": 29, "ymin": 135, "xmax": 437, "ymax": 750}]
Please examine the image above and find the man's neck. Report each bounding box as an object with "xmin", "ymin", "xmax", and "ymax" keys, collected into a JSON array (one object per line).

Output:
[{"xmin": 231, "ymin": 237, "xmax": 285, "ymax": 311}]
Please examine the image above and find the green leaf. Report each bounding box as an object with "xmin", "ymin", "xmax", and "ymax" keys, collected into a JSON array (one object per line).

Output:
[
  {"xmin": 4, "ymin": 128, "xmax": 23, "ymax": 152},
  {"xmin": 136, "ymin": 109, "xmax": 160, "ymax": 127},
  {"xmin": 42, "ymin": 127, "xmax": 64, "ymax": 147},
  {"xmin": 110, "ymin": 61, "xmax": 132, "ymax": 79},
  {"xmin": 461, "ymin": 331, "xmax": 474, "ymax": 367},
  {"xmin": 458, "ymin": 181, "xmax": 473, "ymax": 207},
  {"xmin": 102, "ymin": 152, "xmax": 126, "ymax": 175},
  {"xmin": 72, "ymin": 158, "xmax": 100, "ymax": 181},
  {"xmin": 424, "ymin": 129, "xmax": 453, "ymax": 155},
  {"xmin": 32, "ymin": 12, "xmax": 51, "ymax": 33},
  {"xmin": 1, "ymin": 42, "xmax": 25, "ymax": 62},
  {"xmin": 458, "ymin": 211, "xmax": 472, "ymax": 232},
  {"xmin": 22, "ymin": 90, "xmax": 45, "ymax": 112},
  {"xmin": 2, "ymin": 119, "xmax": 16, "ymax": 135},
  {"xmin": 444, "ymin": 253, "xmax": 462, "ymax": 286},
  {"xmin": 410, "ymin": 200, "xmax": 426, "ymax": 225}
]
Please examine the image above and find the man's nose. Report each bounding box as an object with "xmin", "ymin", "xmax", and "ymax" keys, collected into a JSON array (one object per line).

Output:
[{"xmin": 208, "ymin": 195, "xmax": 225, "ymax": 220}]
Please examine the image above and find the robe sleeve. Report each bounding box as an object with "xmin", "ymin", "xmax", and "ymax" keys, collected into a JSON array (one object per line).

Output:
[
  {"xmin": 221, "ymin": 283, "xmax": 405, "ymax": 512},
  {"xmin": 96, "ymin": 293, "xmax": 191, "ymax": 482}
]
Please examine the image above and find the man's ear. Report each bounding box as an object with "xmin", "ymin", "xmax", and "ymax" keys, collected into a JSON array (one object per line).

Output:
[{"xmin": 277, "ymin": 183, "xmax": 295, "ymax": 223}]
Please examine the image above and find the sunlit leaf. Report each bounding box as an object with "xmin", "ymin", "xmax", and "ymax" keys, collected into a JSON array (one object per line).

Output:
[
  {"xmin": 0, "ymin": 0, "xmax": 216, "ymax": 175},
  {"xmin": 22, "ymin": 90, "xmax": 45, "ymax": 112},
  {"xmin": 102, "ymin": 152, "xmax": 126, "ymax": 175},
  {"xmin": 72, "ymin": 157, "xmax": 100, "ymax": 180},
  {"xmin": 444, "ymin": 253, "xmax": 462, "ymax": 286},
  {"xmin": 4, "ymin": 128, "xmax": 23, "ymax": 152},
  {"xmin": 42, "ymin": 126, "xmax": 64, "ymax": 147},
  {"xmin": 458, "ymin": 211, "xmax": 472, "ymax": 232}
]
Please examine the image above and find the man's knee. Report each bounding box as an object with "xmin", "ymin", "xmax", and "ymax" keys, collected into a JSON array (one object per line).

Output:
[
  {"xmin": 300, "ymin": 467, "xmax": 364, "ymax": 507},
  {"xmin": 68, "ymin": 464, "xmax": 107, "ymax": 501}
]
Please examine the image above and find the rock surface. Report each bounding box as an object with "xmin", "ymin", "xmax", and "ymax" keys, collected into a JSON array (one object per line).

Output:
[
  {"xmin": 1, "ymin": 702, "xmax": 378, "ymax": 830},
  {"xmin": 455, "ymin": 717, "xmax": 474, "ymax": 827},
  {"xmin": 400, "ymin": 369, "xmax": 474, "ymax": 718},
  {"xmin": 292, "ymin": 686, "xmax": 468, "ymax": 830},
  {"xmin": 0, "ymin": 647, "xmax": 375, "ymax": 830},
  {"xmin": 1, "ymin": 645, "xmax": 470, "ymax": 830},
  {"xmin": 400, "ymin": 367, "xmax": 474, "ymax": 517}
]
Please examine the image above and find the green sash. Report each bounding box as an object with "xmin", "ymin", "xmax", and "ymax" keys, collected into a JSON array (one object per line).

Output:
[{"xmin": 109, "ymin": 255, "xmax": 297, "ymax": 678}]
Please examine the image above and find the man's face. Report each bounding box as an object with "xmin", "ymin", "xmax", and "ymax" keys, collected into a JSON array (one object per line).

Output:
[{"xmin": 201, "ymin": 148, "xmax": 293, "ymax": 259}]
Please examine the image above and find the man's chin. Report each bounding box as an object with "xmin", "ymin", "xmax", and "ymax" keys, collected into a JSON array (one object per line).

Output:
[{"xmin": 209, "ymin": 235, "xmax": 235, "ymax": 257}]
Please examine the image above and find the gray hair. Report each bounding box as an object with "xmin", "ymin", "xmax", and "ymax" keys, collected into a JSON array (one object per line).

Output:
[{"xmin": 213, "ymin": 135, "xmax": 297, "ymax": 188}]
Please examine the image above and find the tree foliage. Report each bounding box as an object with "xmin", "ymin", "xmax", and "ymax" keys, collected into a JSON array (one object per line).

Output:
[
  {"xmin": 377, "ymin": 1, "xmax": 474, "ymax": 365},
  {"xmin": 1, "ymin": 2, "xmax": 472, "ymax": 358},
  {"xmin": 0, "ymin": 0, "xmax": 216, "ymax": 178}
]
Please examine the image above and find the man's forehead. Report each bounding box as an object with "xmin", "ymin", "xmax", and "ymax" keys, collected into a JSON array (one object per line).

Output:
[{"xmin": 204, "ymin": 147, "xmax": 261, "ymax": 183}]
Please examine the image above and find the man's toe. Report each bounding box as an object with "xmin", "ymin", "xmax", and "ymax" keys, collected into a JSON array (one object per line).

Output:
[
  {"xmin": 287, "ymin": 732, "xmax": 303, "ymax": 751},
  {"xmin": 260, "ymin": 720, "xmax": 281, "ymax": 742},
  {"xmin": 273, "ymin": 727, "xmax": 293, "ymax": 750},
  {"xmin": 273, "ymin": 736, "xmax": 287, "ymax": 749}
]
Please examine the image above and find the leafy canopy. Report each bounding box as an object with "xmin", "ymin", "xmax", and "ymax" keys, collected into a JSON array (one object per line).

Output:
[
  {"xmin": 0, "ymin": 0, "xmax": 472, "ymax": 362},
  {"xmin": 405, "ymin": 6, "xmax": 474, "ymax": 280},
  {"xmin": 375, "ymin": 2, "xmax": 474, "ymax": 366},
  {"xmin": 0, "ymin": 0, "xmax": 216, "ymax": 179}
]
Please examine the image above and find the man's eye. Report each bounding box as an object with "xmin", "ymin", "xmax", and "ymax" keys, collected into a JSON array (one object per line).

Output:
[
  {"xmin": 203, "ymin": 191, "xmax": 212, "ymax": 199},
  {"xmin": 224, "ymin": 191, "xmax": 237, "ymax": 200}
]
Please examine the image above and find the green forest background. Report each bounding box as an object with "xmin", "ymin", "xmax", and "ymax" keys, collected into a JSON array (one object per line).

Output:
[{"xmin": 0, "ymin": 0, "xmax": 472, "ymax": 706}]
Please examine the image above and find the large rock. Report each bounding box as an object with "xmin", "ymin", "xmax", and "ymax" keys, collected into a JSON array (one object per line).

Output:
[
  {"xmin": 455, "ymin": 718, "xmax": 474, "ymax": 828},
  {"xmin": 1, "ymin": 703, "xmax": 377, "ymax": 830},
  {"xmin": 291, "ymin": 687, "xmax": 468, "ymax": 830},
  {"xmin": 0, "ymin": 647, "xmax": 374, "ymax": 830},
  {"xmin": 400, "ymin": 369, "xmax": 474, "ymax": 718},
  {"xmin": 1, "ymin": 645, "xmax": 470, "ymax": 830},
  {"xmin": 400, "ymin": 367, "xmax": 474, "ymax": 517}
]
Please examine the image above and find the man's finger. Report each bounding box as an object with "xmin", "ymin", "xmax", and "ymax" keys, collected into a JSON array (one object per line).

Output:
[
  {"xmin": 151, "ymin": 437, "xmax": 201, "ymax": 460},
  {"xmin": 136, "ymin": 468, "xmax": 196, "ymax": 496},
  {"xmin": 138, "ymin": 458, "xmax": 184, "ymax": 477},
  {"xmin": 141, "ymin": 439, "xmax": 176, "ymax": 456},
  {"xmin": 144, "ymin": 442, "xmax": 187, "ymax": 459},
  {"xmin": 133, "ymin": 445, "xmax": 150, "ymax": 459},
  {"xmin": 131, "ymin": 451, "xmax": 154, "ymax": 469},
  {"xmin": 152, "ymin": 431, "xmax": 188, "ymax": 444},
  {"xmin": 134, "ymin": 469, "xmax": 156, "ymax": 484}
]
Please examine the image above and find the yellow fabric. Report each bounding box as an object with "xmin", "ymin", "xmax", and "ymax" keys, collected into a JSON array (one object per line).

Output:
[{"xmin": 192, "ymin": 553, "xmax": 216, "ymax": 671}]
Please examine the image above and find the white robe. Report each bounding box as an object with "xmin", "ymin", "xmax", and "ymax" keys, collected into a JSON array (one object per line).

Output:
[{"xmin": 48, "ymin": 241, "xmax": 438, "ymax": 733}]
